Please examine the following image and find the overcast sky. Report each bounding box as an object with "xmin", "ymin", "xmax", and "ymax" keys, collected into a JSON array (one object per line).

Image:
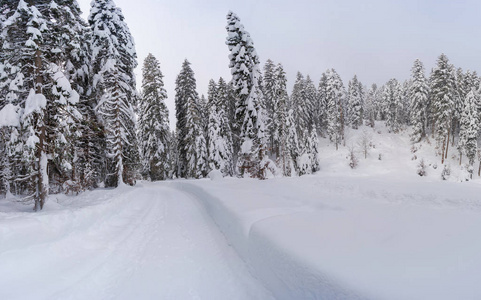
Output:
[{"xmin": 77, "ymin": 0, "xmax": 481, "ymax": 127}]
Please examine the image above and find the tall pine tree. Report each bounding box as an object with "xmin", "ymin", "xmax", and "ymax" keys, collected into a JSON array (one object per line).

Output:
[
  {"xmin": 409, "ymin": 59, "xmax": 429, "ymax": 143},
  {"xmin": 89, "ymin": 0, "xmax": 139, "ymax": 186},
  {"xmin": 430, "ymin": 54, "xmax": 456, "ymax": 164},
  {"xmin": 175, "ymin": 60, "xmax": 207, "ymax": 179},
  {"xmin": 225, "ymin": 11, "xmax": 266, "ymax": 178},
  {"xmin": 138, "ymin": 54, "xmax": 170, "ymax": 181}
]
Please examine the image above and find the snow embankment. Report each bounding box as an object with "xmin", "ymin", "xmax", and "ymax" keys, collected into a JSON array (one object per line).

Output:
[{"xmin": 178, "ymin": 175, "xmax": 481, "ymax": 300}]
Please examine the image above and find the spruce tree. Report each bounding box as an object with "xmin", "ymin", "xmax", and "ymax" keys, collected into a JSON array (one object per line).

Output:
[
  {"xmin": 458, "ymin": 89, "xmax": 478, "ymax": 176},
  {"xmin": 325, "ymin": 69, "xmax": 345, "ymax": 150},
  {"xmin": 409, "ymin": 59, "xmax": 429, "ymax": 143},
  {"xmin": 175, "ymin": 60, "xmax": 207, "ymax": 179},
  {"xmin": 347, "ymin": 75, "xmax": 362, "ymax": 129},
  {"xmin": 206, "ymin": 78, "xmax": 234, "ymax": 176},
  {"xmin": 263, "ymin": 59, "xmax": 276, "ymax": 155},
  {"xmin": 225, "ymin": 11, "xmax": 266, "ymax": 178},
  {"xmin": 89, "ymin": 0, "xmax": 139, "ymax": 187},
  {"xmin": 383, "ymin": 78, "xmax": 403, "ymax": 133},
  {"xmin": 316, "ymin": 72, "xmax": 328, "ymax": 134},
  {"xmin": 0, "ymin": 0, "xmax": 85, "ymax": 209},
  {"xmin": 290, "ymin": 72, "xmax": 307, "ymax": 137},
  {"xmin": 364, "ymin": 84, "xmax": 377, "ymax": 127},
  {"xmin": 138, "ymin": 54, "xmax": 170, "ymax": 181},
  {"xmin": 286, "ymin": 109, "xmax": 300, "ymax": 174},
  {"xmin": 430, "ymin": 54, "xmax": 456, "ymax": 163},
  {"xmin": 304, "ymin": 75, "xmax": 317, "ymax": 133},
  {"xmin": 273, "ymin": 64, "xmax": 293, "ymax": 176}
]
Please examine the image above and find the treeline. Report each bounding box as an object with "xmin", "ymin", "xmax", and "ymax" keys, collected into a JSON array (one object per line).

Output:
[{"xmin": 0, "ymin": 4, "xmax": 480, "ymax": 211}]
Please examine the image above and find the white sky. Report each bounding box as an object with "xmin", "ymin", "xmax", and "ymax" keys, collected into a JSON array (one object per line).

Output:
[{"xmin": 77, "ymin": 0, "xmax": 481, "ymax": 127}]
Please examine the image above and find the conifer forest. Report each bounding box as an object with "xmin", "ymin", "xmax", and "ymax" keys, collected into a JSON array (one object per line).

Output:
[
  {"xmin": 2, "ymin": 1, "xmax": 481, "ymax": 299},
  {"xmin": 0, "ymin": 0, "xmax": 480, "ymax": 212}
]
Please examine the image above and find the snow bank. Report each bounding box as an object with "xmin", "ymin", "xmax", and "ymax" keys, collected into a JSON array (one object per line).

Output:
[
  {"xmin": 208, "ymin": 169, "xmax": 224, "ymax": 181},
  {"xmin": 181, "ymin": 174, "xmax": 481, "ymax": 300}
]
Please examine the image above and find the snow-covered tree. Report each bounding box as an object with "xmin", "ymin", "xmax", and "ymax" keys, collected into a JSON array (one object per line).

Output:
[
  {"xmin": 263, "ymin": 59, "xmax": 276, "ymax": 153},
  {"xmin": 430, "ymin": 54, "xmax": 457, "ymax": 163},
  {"xmin": 175, "ymin": 60, "xmax": 207, "ymax": 179},
  {"xmin": 325, "ymin": 69, "xmax": 345, "ymax": 150},
  {"xmin": 225, "ymin": 11, "xmax": 266, "ymax": 178},
  {"xmin": 383, "ymin": 78, "xmax": 403, "ymax": 133},
  {"xmin": 409, "ymin": 59, "xmax": 430, "ymax": 142},
  {"xmin": 304, "ymin": 75, "xmax": 318, "ymax": 132},
  {"xmin": 138, "ymin": 54, "xmax": 170, "ymax": 181},
  {"xmin": 0, "ymin": 0, "xmax": 86, "ymax": 209},
  {"xmin": 286, "ymin": 109, "xmax": 300, "ymax": 175},
  {"xmin": 290, "ymin": 72, "xmax": 308, "ymax": 137},
  {"xmin": 206, "ymin": 78, "xmax": 234, "ymax": 176},
  {"xmin": 316, "ymin": 72, "xmax": 328, "ymax": 134},
  {"xmin": 89, "ymin": 0, "xmax": 139, "ymax": 187},
  {"xmin": 271, "ymin": 63, "xmax": 294, "ymax": 176},
  {"xmin": 458, "ymin": 89, "xmax": 479, "ymax": 177},
  {"xmin": 364, "ymin": 84, "xmax": 377, "ymax": 127},
  {"xmin": 347, "ymin": 75, "xmax": 363, "ymax": 129}
]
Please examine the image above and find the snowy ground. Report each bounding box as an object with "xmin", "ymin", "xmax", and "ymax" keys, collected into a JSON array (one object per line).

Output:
[
  {"xmin": 0, "ymin": 185, "xmax": 273, "ymax": 300},
  {"xmin": 1, "ymin": 123, "xmax": 481, "ymax": 299}
]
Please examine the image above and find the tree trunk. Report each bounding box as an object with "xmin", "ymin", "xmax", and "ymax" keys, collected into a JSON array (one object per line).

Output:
[
  {"xmin": 441, "ymin": 138, "xmax": 446, "ymax": 164},
  {"xmin": 34, "ymin": 49, "xmax": 48, "ymax": 211},
  {"xmin": 445, "ymin": 128, "xmax": 450, "ymax": 160}
]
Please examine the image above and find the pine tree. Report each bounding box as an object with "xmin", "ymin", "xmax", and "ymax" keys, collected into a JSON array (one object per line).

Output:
[
  {"xmin": 364, "ymin": 84, "xmax": 377, "ymax": 127},
  {"xmin": 383, "ymin": 78, "xmax": 403, "ymax": 133},
  {"xmin": 138, "ymin": 54, "xmax": 170, "ymax": 181},
  {"xmin": 89, "ymin": 0, "xmax": 139, "ymax": 187},
  {"xmin": 347, "ymin": 75, "xmax": 362, "ymax": 129},
  {"xmin": 263, "ymin": 59, "xmax": 276, "ymax": 154},
  {"xmin": 430, "ymin": 54, "xmax": 456, "ymax": 164},
  {"xmin": 175, "ymin": 60, "xmax": 207, "ymax": 179},
  {"xmin": 0, "ymin": 0, "xmax": 85, "ymax": 209},
  {"xmin": 290, "ymin": 72, "xmax": 308, "ymax": 138},
  {"xmin": 316, "ymin": 72, "xmax": 328, "ymax": 134},
  {"xmin": 271, "ymin": 63, "xmax": 293, "ymax": 176},
  {"xmin": 304, "ymin": 75, "xmax": 317, "ymax": 133},
  {"xmin": 310, "ymin": 129, "xmax": 320, "ymax": 172},
  {"xmin": 225, "ymin": 11, "xmax": 266, "ymax": 178},
  {"xmin": 458, "ymin": 90, "xmax": 478, "ymax": 176},
  {"xmin": 409, "ymin": 59, "xmax": 429, "ymax": 143},
  {"xmin": 206, "ymin": 78, "xmax": 234, "ymax": 176},
  {"xmin": 400, "ymin": 80, "xmax": 411, "ymax": 126},
  {"xmin": 325, "ymin": 69, "xmax": 345, "ymax": 150},
  {"xmin": 286, "ymin": 109, "xmax": 300, "ymax": 175}
]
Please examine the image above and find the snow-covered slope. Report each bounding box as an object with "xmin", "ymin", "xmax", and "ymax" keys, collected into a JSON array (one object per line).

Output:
[{"xmin": 1, "ymin": 123, "xmax": 480, "ymax": 299}]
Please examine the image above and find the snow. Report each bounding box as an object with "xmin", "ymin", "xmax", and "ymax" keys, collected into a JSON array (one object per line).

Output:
[
  {"xmin": 23, "ymin": 89, "xmax": 47, "ymax": 116},
  {"xmin": 0, "ymin": 103, "xmax": 20, "ymax": 127},
  {"xmin": 1, "ymin": 122, "xmax": 481, "ymax": 299},
  {"xmin": 0, "ymin": 185, "xmax": 272, "ymax": 300},
  {"xmin": 208, "ymin": 169, "xmax": 224, "ymax": 180}
]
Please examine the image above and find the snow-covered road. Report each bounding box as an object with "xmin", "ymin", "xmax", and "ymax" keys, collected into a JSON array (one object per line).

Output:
[{"xmin": 0, "ymin": 185, "xmax": 272, "ymax": 300}]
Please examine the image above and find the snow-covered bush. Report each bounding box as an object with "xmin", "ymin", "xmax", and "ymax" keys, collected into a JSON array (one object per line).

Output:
[
  {"xmin": 417, "ymin": 159, "xmax": 427, "ymax": 176},
  {"xmin": 347, "ymin": 146, "xmax": 359, "ymax": 169},
  {"xmin": 441, "ymin": 164, "xmax": 451, "ymax": 180}
]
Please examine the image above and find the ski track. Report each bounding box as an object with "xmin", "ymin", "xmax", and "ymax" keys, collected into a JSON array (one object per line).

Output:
[{"xmin": 0, "ymin": 185, "xmax": 272, "ymax": 300}]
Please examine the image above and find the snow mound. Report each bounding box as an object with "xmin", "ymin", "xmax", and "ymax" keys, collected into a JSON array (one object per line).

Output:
[{"xmin": 208, "ymin": 169, "xmax": 224, "ymax": 181}]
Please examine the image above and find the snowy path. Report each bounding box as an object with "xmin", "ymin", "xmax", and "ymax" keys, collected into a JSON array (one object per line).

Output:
[{"xmin": 0, "ymin": 185, "xmax": 272, "ymax": 300}]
